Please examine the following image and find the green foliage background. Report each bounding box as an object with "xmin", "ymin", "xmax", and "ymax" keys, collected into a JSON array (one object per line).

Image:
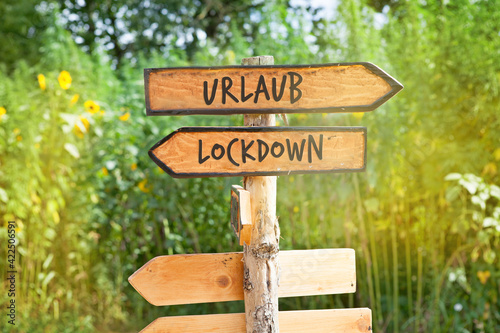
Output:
[{"xmin": 0, "ymin": 0, "xmax": 499, "ymax": 332}]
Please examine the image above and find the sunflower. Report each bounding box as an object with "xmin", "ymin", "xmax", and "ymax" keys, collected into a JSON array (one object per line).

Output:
[
  {"xmin": 138, "ymin": 179, "xmax": 151, "ymax": 193},
  {"xmin": 84, "ymin": 100, "xmax": 100, "ymax": 114},
  {"xmin": 0, "ymin": 107, "xmax": 6, "ymax": 121},
  {"xmin": 38, "ymin": 74, "xmax": 46, "ymax": 90},
  {"xmin": 74, "ymin": 125, "xmax": 84, "ymax": 139},
  {"xmin": 70, "ymin": 94, "xmax": 79, "ymax": 106},
  {"xmin": 119, "ymin": 112, "xmax": 130, "ymax": 121},
  {"xmin": 58, "ymin": 71, "xmax": 72, "ymax": 90},
  {"xmin": 79, "ymin": 116, "xmax": 90, "ymax": 131}
]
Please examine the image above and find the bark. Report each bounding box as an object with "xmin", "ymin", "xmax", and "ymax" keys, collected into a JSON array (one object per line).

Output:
[{"xmin": 242, "ymin": 56, "xmax": 280, "ymax": 333}]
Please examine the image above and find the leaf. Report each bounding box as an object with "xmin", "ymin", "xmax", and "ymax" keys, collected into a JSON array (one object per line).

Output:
[
  {"xmin": 105, "ymin": 160, "xmax": 117, "ymax": 170},
  {"xmin": 0, "ymin": 188, "xmax": 8, "ymax": 203},
  {"xmin": 44, "ymin": 228, "xmax": 56, "ymax": 241},
  {"xmin": 493, "ymin": 207, "xmax": 500, "ymax": 220},
  {"xmin": 445, "ymin": 173, "xmax": 462, "ymax": 181},
  {"xmin": 42, "ymin": 253, "xmax": 54, "ymax": 270},
  {"xmin": 478, "ymin": 190, "xmax": 490, "ymax": 202},
  {"xmin": 471, "ymin": 196, "xmax": 485, "ymax": 210},
  {"xmin": 459, "ymin": 178, "xmax": 479, "ymax": 194},
  {"xmin": 42, "ymin": 271, "xmax": 56, "ymax": 287},
  {"xmin": 64, "ymin": 143, "xmax": 80, "ymax": 159},
  {"xmin": 483, "ymin": 249, "xmax": 496, "ymax": 264},
  {"xmin": 364, "ymin": 198, "xmax": 379, "ymax": 213},
  {"xmin": 484, "ymin": 217, "xmax": 500, "ymax": 232},
  {"xmin": 59, "ymin": 112, "xmax": 78, "ymax": 124},
  {"xmin": 445, "ymin": 185, "xmax": 460, "ymax": 202},
  {"xmin": 490, "ymin": 185, "xmax": 500, "ymax": 199}
]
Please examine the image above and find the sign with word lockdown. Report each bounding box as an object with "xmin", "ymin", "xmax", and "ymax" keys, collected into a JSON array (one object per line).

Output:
[
  {"xmin": 149, "ymin": 127, "xmax": 366, "ymax": 178},
  {"xmin": 144, "ymin": 62, "xmax": 403, "ymax": 116}
]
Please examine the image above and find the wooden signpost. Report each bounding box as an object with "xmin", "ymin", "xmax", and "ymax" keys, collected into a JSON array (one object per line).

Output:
[
  {"xmin": 149, "ymin": 126, "xmax": 367, "ymax": 178},
  {"xmin": 144, "ymin": 62, "xmax": 402, "ymax": 115},
  {"xmin": 130, "ymin": 55, "xmax": 402, "ymax": 333}
]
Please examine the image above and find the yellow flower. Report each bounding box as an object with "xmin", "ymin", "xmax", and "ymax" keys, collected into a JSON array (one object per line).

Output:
[
  {"xmin": 38, "ymin": 74, "xmax": 46, "ymax": 90},
  {"xmin": 482, "ymin": 162, "xmax": 497, "ymax": 176},
  {"xmin": 73, "ymin": 124, "xmax": 84, "ymax": 139},
  {"xmin": 138, "ymin": 179, "xmax": 151, "ymax": 193},
  {"xmin": 34, "ymin": 143, "xmax": 40, "ymax": 149},
  {"xmin": 352, "ymin": 112, "xmax": 364, "ymax": 119},
  {"xmin": 16, "ymin": 135, "xmax": 22, "ymax": 141},
  {"xmin": 131, "ymin": 163, "xmax": 137, "ymax": 171},
  {"xmin": 494, "ymin": 148, "xmax": 500, "ymax": 161},
  {"xmin": 0, "ymin": 106, "xmax": 6, "ymax": 121},
  {"xmin": 119, "ymin": 112, "xmax": 130, "ymax": 121},
  {"xmin": 70, "ymin": 94, "xmax": 79, "ymax": 106},
  {"xmin": 101, "ymin": 167, "xmax": 109, "ymax": 176},
  {"xmin": 58, "ymin": 70, "xmax": 72, "ymax": 90},
  {"xmin": 477, "ymin": 270, "xmax": 491, "ymax": 285},
  {"xmin": 73, "ymin": 116, "xmax": 90, "ymax": 139},
  {"xmin": 293, "ymin": 206, "xmax": 299, "ymax": 213},
  {"xmin": 84, "ymin": 100, "xmax": 100, "ymax": 114},
  {"xmin": 13, "ymin": 128, "xmax": 20, "ymax": 135},
  {"xmin": 99, "ymin": 110, "xmax": 105, "ymax": 116},
  {"xmin": 53, "ymin": 211, "xmax": 60, "ymax": 224},
  {"xmin": 79, "ymin": 116, "xmax": 90, "ymax": 131}
]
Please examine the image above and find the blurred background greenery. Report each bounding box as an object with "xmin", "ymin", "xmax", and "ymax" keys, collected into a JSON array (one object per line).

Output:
[{"xmin": 0, "ymin": 0, "xmax": 499, "ymax": 332}]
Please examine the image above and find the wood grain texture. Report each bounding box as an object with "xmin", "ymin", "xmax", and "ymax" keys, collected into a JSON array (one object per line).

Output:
[
  {"xmin": 144, "ymin": 62, "xmax": 403, "ymax": 115},
  {"xmin": 128, "ymin": 249, "xmax": 356, "ymax": 306},
  {"xmin": 149, "ymin": 127, "xmax": 367, "ymax": 178},
  {"xmin": 240, "ymin": 55, "xmax": 280, "ymax": 333},
  {"xmin": 140, "ymin": 308, "xmax": 372, "ymax": 333}
]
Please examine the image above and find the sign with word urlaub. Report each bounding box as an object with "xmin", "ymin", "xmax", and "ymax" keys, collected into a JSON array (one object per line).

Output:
[
  {"xmin": 149, "ymin": 126, "xmax": 366, "ymax": 178},
  {"xmin": 144, "ymin": 62, "xmax": 402, "ymax": 116}
]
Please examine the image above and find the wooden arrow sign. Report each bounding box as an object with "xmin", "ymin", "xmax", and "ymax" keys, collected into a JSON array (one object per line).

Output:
[
  {"xmin": 128, "ymin": 249, "xmax": 356, "ymax": 306},
  {"xmin": 140, "ymin": 309, "xmax": 372, "ymax": 333},
  {"xmin": 149, "ymin": 127, "xmax": 366, "ymax": 178},
  {"xmin": 145, "ymin": 62, "xmax": 402, "ymax": 115}
]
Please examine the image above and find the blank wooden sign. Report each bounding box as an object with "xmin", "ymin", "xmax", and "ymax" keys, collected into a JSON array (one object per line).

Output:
[
  {"xmin": 149, "ymin": 127, "xmax": 366, "ymax": 178},
  {"xmin": 140, "ymin": 309, "xmax": 372, "ymax": 333},
  {"xmin": 128, "ymin": 249, "xmax": 356, "ymax": 306},
  {"xmin": 230, "ymin": 185, "xmax": 252, "ymax": 246},
  {"xmin": 144, "ymin": 62, "xmax": 402, "ymax": 115}
]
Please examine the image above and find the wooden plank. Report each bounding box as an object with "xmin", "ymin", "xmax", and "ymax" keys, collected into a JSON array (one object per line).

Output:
[
  {"xmin": 230, "ymin": 185, "xmax": 252, "ymax": 246},
  {"xmin": 149, "ymin": 126, "xmax": 366, "ymax": 178},
  {"xmin": 144, "ymin": 62, "xmax": 402, "ymax": 115},
  {"xmin": 279, "ymin": 249, "xmax": 356, "ymax": 298},
  {"xmin": 140, "ymin": 308, "xmax": 372, "ymax": 333},
  {"xmin": 128, "ymin": 249, "xmax": 356, "ymax": 306}
]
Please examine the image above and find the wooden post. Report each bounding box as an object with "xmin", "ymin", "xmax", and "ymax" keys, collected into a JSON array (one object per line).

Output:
[{"xmin": 241, "ymin": 56, "xmax": 280, "ymax": 333}]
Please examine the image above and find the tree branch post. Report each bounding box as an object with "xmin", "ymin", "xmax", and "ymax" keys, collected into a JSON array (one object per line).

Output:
[{"xmin": 241, "ymin": 55, "xmax": 280, "ymax": 333}]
